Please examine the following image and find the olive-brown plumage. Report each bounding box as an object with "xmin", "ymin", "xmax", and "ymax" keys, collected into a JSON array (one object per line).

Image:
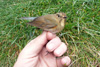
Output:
[{"xmin": 28, "ymin": 13, "xmax": 67, "ymax": 33}]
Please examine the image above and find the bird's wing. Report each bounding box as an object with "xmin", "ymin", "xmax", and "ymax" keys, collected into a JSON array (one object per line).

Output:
[{"xmin": 28, "ymin": 15, "xmax": 57, "ymax": 29}]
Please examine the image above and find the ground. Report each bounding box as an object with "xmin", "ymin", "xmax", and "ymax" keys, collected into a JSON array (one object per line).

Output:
[{"xmin": 0, "ymin": 0, "xmax": 100, "ymax": 67}]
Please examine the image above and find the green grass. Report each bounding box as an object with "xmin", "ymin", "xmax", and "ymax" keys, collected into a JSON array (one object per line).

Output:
[{"xmin": 0, "ymin": 0, "xmax": 100, "ymax": 67}]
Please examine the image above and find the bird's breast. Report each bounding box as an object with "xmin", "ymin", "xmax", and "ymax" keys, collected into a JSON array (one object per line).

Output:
[{"xmin": 60, "ymin": 19, "xmax": 65, "ymax": 27}]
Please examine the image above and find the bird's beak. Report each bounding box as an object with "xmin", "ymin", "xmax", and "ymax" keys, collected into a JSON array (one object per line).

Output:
[{"xmin": 63, "ymin": 17, "xmax": 67, "ymax": 19}]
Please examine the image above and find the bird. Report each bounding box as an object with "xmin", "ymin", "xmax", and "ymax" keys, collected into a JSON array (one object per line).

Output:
[{"xmin": 21, "ymin": 12, "xmax": 67, "ymax": 33}]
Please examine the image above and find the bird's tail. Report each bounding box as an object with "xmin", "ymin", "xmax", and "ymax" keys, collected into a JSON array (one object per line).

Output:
[{"xmin": 20, "ymin": 17, "xmax": 37, "ymax": 20}]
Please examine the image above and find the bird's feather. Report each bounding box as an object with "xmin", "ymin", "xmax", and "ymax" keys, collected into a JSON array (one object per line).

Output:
[
  {"xmin": 20, "ymin": 17, "xmax": 37, "ymax": 20},
  {"xmin": 28, "ymin": 15, "xmax": 58, "ymax": 30}
]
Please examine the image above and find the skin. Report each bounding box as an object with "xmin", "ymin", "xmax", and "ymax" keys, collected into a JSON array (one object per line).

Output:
[{"xmin": 14, "ymin": 31, "xmax": 71, "ymax": 67}]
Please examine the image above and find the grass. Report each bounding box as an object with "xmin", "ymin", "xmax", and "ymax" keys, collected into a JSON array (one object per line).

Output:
[{"xmin": 0, "ymin": 0, "xmax": 100, "ymax": 67}]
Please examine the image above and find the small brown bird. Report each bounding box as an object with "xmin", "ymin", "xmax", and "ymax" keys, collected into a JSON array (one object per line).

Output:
[{"xmin": 21, "ymin": 13, "xmax": 67, "ymax": 33}]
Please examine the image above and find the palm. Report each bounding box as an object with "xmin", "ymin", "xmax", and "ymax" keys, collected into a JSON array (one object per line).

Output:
[{"xmin": 35, "ymin": 48, "xmax": 58, "ymax": 67}]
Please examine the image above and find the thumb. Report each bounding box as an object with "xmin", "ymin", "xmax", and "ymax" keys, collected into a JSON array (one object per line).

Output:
[
  {"xmin": 20, "ymin": 31, "xmax": 56, "ymax": 57},
  {"xmin": 20, "ymin": 32, "xmax": 47, "ymax": 56}
]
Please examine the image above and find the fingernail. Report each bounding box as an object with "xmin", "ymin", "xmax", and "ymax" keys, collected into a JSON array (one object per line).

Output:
[
  {"xmin": 55, "ymin": 50, "xmax": 61, "ymax": 56},
  {"xmin": 48, "ymin": 43, "xmax": 54, "ymax": 50},
  {"xmin": 62, "ymin": 58, "xmax": 67, "ymax": 63},
  {"xmin": 62, "ymin": 56, "xmax": 71, "ymax": 66}
]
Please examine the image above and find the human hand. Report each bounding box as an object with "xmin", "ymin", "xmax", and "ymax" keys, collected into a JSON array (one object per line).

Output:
[{"xmin": 14, "ymin": 31, "xmax": 71, "ymax": 67}]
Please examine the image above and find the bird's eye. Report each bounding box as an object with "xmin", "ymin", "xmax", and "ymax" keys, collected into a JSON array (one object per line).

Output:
[{"xmin": 57, "ymin": 14, "xmax": 60, "ymax": 17}]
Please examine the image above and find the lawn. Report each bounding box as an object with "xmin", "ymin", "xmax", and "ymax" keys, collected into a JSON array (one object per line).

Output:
[{"xmin": 0, "ymin": 0, "xmax": 100, "ymax": 67}]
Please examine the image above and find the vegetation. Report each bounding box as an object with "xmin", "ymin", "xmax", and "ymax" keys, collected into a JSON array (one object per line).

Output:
[{"xmin": 0, "ymin": 0, "xmax": 100, "ymax": 67}]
